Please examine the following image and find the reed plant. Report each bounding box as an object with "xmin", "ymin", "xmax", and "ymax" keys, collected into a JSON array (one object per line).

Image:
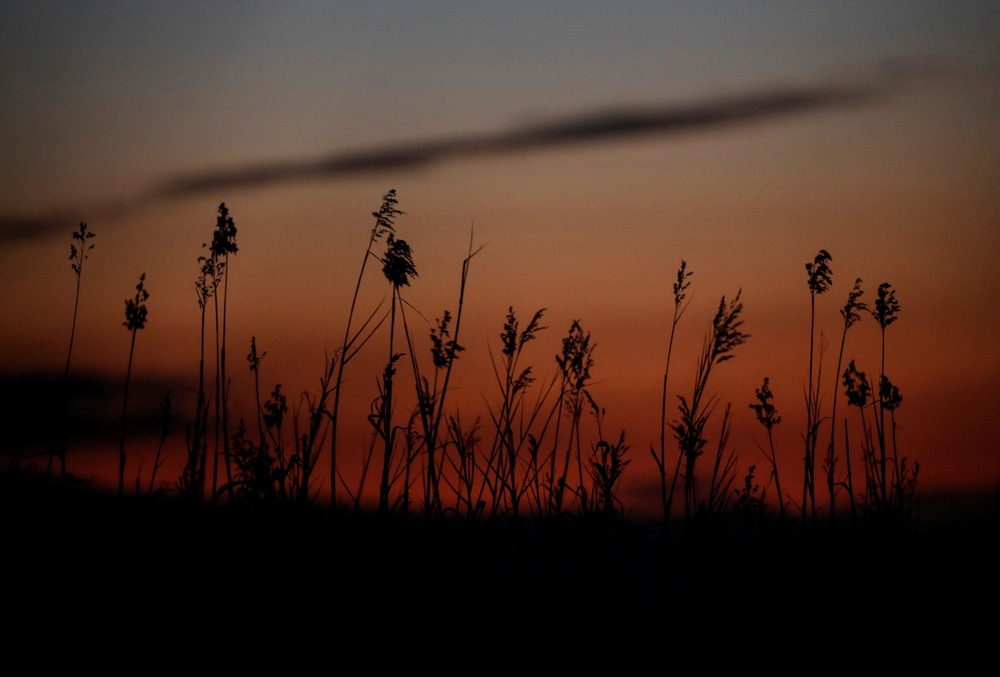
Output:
[
  {"xmin": 328, "ymin": 190, "xmax": 401, "ymax": 507},
  {"xmin": 53, "ymin": 222, "xmax": 96, "ymax": 479},
  {"xmin": 119, "ymin": 272, "xmax": 149, "ymax": 496},
  {"xmin": 824, "ymin": 278, "xmax": 866, "ymax": 524},
  {"xmin": 208, "ymin": 203, "xmax": 238, "ymax": 504},
  {"xmin": 374, "ymin": 201, "xmax": 417, "ymax": 516},
  {"xmin": 803, "ymin": 249, "xmax": 832, "ymax": 525},
  {"xmin": 651, "ymin": 260, "xmax": 692, "ymax": 527},
  {"xmin": 177, "ymin": 244, "xmax": 216, "ymax": 501}
]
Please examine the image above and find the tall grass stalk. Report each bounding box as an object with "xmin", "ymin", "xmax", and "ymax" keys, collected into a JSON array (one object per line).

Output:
[
  {"xmin": 803, "ymin": 249, "xmax": 832, "ymax": 525},
  {"xmin": 329, "ymin": 190, "xmax": 402, "ymax": 508},
  {"xmin": 119, "ymin": 273, "xmax": 149, "ymax": 496},
  {"xmin": 651, "ymin": 260, "xmax": 692, "ymax": 528},
  {"xmin": 54, "ymin": 222, "xmax": 96, "ymax": 479},
  {"xmin": 825, "ymin": 278, "xmax": 866, "ymax": 524},
  {"xmin": 178, "ymin": 249, "xmax": 215, "ymax": 501},
  {"xmin": 210, "ymin": 203, "xmax": 238, "ymax": 504},
  {"xmin": 374, "ymin": 205, "xmax": 417, "ymax": 516},
  {"xmin": 870, "ymin": 282, "xmax": 911, "ymax": 520}
]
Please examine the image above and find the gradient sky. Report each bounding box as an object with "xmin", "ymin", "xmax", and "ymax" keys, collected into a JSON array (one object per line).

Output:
[{"xmin": 1, "ymin": 1, "xmax": 998, "ymax": 516}]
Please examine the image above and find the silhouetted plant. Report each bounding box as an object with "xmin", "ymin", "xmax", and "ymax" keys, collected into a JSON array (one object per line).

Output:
[
  {"xmin": 208, "ymin": 202, "xmax": 238, "ymax": 505},
  {"xmin": 651, "ymin": 260, "xmax": 692, "ymax": 530},
  {"xmin": 328, "ymin": 189, "xmax": 401, "ymax": 507},
  {"xmin": 262, "ymin": 384, "xmax": 293, "ymax": 500},
  {"xmin": 733, "ymin": 463, "xmax": 766, "ymax": 523},
  {"xmin": 486, "ymin": 306, "xmax": 552, "ymax": 518},
  {"xmin": 825, "ymin": 278, "xmax": 867, "ymax": 524},
  {"xmin": 375, "ymin": 203, "xmax": 417, "ymax": 516},
  {"xmin": 871, "ymin": 282, "xmax": 899, "ymax": 506},
  {"xmin": 842, "ymin": 359, "xmax": 885, "ymax": 519},
  {"xmin": 53, "ymin": 222, "xmax": 96, "ymax": 479},
  {"xmin": 443, "ymin": 412, "xmax": 485, "ymax": 520},
  {"xmin": 178, "ymin": 246, "xmax": 216, "ymax": 501},
  {"xmin": 670, "ymin": 290, "xmax": 749, "ymax": 523},
  {"xmin": 227, "ymin": 419, "xmax": 280, "ymax": 506},
  {"xmin": 247, "ymin": 338, "xmax": 299, "ymax": 502},
  {"xmin": 803, "ymin": 248, "xmax": 833, "ymax": 525},
  {"xmin": 119, "ymin": 272, "xmax": 149, "ymax": 496},
  {"xmin": 749, "ymin": 376, "xmax": 784, "ymax": 517},
  {"xmin": 586, "ymin": 427, "xmax": 631, "ymax": 521},
  {"xmin": 701, "ymin": 403, "xmax": 740, "ymax": 521},
  {"xmin": 400, "ymin": 229, "xmax": 481, "ymax": 518},
  {"xmin": 551, "ymin": 320, "xmax": 596, "ymax": 516}
]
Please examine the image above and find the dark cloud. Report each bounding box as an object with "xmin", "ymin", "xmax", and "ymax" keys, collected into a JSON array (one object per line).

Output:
[
  {"xmin": 154, "ymin": 85, "xmax": 876, "ymax": 197},
  {"xmin": 6, "ymin": 58, "xmax": 959, "ymax": 244}
]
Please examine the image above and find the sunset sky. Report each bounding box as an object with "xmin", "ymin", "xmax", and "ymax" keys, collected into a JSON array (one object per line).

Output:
[{"xmin": 1, "ymin": 2, "xmax": 997, "ymax": 518}]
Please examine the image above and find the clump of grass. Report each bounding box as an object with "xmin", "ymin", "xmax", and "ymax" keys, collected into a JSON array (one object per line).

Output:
[
  {"xmin": 484, "ymin": 305, "xmax": 554, "ymax": 518},
  {"xmin": 733, "ymin": 463, "xmax": 766, "ymax": 523},
  {"xmin": 585, "ymin": 412, "xmax": 631, "ymax": 523},
  {"xmin": 670, "ymin": 289, "xmax": 749, "ymax": 524},
  {"xmin": 841, "ymin": 283, "xmax": 918, "ymax": 530},
  {"xmin": 119, "ymin": 272, "xmax": 149, "ymax": 496},
  {"xmin": 551, "ymin": 319, "xmax": 597, "ymax": 516},
  {"xmin": 400, "ymin": 227, "xmax": 481, "ymax": 518}
]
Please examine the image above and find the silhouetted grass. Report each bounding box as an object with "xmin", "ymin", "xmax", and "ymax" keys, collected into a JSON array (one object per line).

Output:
[{"xmin": 4, "ymin": 192, "xmax": 999, "ymax": 640}]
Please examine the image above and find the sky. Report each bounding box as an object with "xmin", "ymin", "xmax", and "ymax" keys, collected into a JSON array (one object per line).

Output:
[{"xmin": 1, "ymin": 1, "xmax": 998, "ymax": 519}]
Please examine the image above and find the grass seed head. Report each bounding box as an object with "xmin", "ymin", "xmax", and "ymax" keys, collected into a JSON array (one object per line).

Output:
[
  {"xmin": 806, "ymin": 249, "xmax": 833, "ymax": 295},
  {"xmin": 123, "ymin": 273, "xmax": 149, "ymax": 331}
]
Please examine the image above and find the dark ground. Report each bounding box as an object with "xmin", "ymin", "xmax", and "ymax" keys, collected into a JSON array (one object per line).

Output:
[{"xmin": 2, "ymin": 470, "xmax": 997, "ymax": 662}]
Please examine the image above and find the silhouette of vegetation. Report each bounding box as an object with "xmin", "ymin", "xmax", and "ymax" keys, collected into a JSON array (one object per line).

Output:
[
  {"xmin": 803, "ymin": 248, "xmax": 833, "ymax": 525},
  {"xmin": 11, "ymin": 190, "xmax": 986, "ymax": 633},
  {"xmin": 749, "ymin": 376, "xmax": 784, "ymax": 517},
  {"xmin": 652, "ymin": 260, "xmax": 692, "ymax": 531},
  {"xmin": 825, "ymin": 277, "xmax": 867, "ymax": 525},
  {"xmin": 5, "ymin": 194, "xmax": 996, "ymax": 637},
  {"xmin": 119, "ymin": 272, "xmax": 149, "ymax": 496},
  {"xmin": 670, "ymin": 289, "xmax": 749, "ymax": 526},
  {"xmin": 52, "ymin": 222, "xmax": 95, "ymax": 480},
  {"xmin": 208, "ymin": 203, "xmax": 238, "ymax": 505}
]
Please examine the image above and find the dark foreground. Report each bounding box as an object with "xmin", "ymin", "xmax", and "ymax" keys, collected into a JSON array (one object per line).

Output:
[{"xmin": 2, "ymin": 471, "xmax": 997, "ymax": 661}]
